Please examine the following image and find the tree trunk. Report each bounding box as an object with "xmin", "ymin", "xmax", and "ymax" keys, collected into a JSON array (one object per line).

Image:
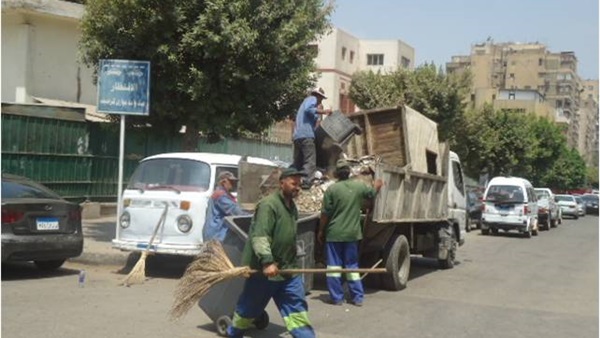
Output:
[{"xmin": 182, "ymin": 125, "xmax": 199, "ymax": 151}]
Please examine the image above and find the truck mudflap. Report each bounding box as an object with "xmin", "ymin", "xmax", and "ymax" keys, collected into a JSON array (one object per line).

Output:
[{"xmin": 437, "ymin": 224, "xmax": 457, "ymax": 269}]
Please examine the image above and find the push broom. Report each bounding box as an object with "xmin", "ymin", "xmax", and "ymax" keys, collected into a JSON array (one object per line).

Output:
[
  {"xmin": 170, "ymin": 240, "xmax": 388, "ymax": 320},
  {"xmin": 121, "ymin": 204, "xmax": 169, "ymax": 286}
]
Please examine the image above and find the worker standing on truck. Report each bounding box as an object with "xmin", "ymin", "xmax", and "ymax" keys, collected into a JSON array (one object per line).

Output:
[
  {"xmin": 318, "ymin": 159, "xmax": 383, "ymax": 306},
  {"xmin": 292, "ymin": 87, "xmax": 332, "ymax": 189},
  {"xmin": 202, "ymin": 171, "xmax": 247, "ymax": 242},
  {"xmin": 227, "ymin": 168, "xmax": 315, "ymax": 338}
]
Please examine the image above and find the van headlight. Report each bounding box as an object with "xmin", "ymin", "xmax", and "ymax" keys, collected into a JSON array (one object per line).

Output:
[
  {"xmin": 177, "ymin": 215, "xmax": 193, "ymax": 233},
  {"xmin": 119, "ymin": 212, "xmax": 131, "ymax": 229}
]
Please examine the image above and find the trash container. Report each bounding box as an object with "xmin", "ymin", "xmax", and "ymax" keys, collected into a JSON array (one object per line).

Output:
[
  {"xmin": 315, "ymin": 110, "xmax": 362, "ymax": 173},
  {"xmin": 197, "ymin": 212, "xmax": 319, "ymax": 336}
]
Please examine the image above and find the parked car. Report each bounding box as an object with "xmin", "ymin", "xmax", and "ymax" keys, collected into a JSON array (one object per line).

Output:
[
  {"xmin": 581, "ymin": 194, "xmax": 599, "ymax": 215},
  {"xmin": 481, "ymin": 176, "xmax": 539, "ymax": 238},
  {"xmin": 573, "ymin": 196, "xmax": 586, "ymax": 217},
  {"xmin": 534, "ymin": 188, "xmax": 561, "ymax": 230},
  {"xmin": 1, "ymin": 173, "xmax": 83, "ymax": 270},
  {"xmin": 555, "ymin": 194, "xmax": 579, "ymax": 219},
  {"xmin": 466, "ymin": 190, "xmax": 483, "ymax": 232}
]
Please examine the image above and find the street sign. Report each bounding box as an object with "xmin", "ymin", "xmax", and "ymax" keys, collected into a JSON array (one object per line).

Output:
[{"xmin": 97, "ymin": 59, "xmax": 150, "ymax": 115}]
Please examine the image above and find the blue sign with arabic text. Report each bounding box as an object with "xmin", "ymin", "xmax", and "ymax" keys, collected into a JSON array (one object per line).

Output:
[{"xmin": 97, "ymin": 59, "xmax": 151, "ymax": 115}]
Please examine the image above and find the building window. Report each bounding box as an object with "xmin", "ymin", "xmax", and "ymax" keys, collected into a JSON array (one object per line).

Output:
[
  {"xmin": 401, "ymin": 56, "xmax": 411, "ymax": 68},
  {"xmin": 492, "ymin": 94, "xmax": 496, "ymax": 100},
  {"xmin": 367, "ymin": 54, "xmax": 384, "ymax": 66},
  {"xmin": 307, "ymin": 44, "xmax": 318, "ymax": 58},
  {"xmin": 538, "ymin": 58, "xmax": 543, "ymax": 66},
  {"xmin": 350, "ymin": 51, "xmax": 355, "ymax": 64},
  {"xmin": 509, "ymin": 73, "xmax": 515, "ymax": 79},
  {"xmin": 524, "ymin": 85, "xmax": 531, "ymax": 90},
  {"xmin": 342, "ymin": 47, "xmax": 347, "ymax": 60},
  {"xmin": 508, "ymin": 92, "xmax": 516, "ymax": 100}
]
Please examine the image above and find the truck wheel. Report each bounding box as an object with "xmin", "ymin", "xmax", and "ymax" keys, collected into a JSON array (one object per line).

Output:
[
  {"xmin": 216, "ymin": 315, "xmax": 232, "ymax": 337},
  {"xmin": 438, "ymin": 225, "xmax": 457, "ymax": 269},
  {"xmin": 466, "ymin": 219, "xmax": 471, "ymax": 232},
  {"xmin": 381, "ymin": 235, "xmax": 410, "ymax": 291}
]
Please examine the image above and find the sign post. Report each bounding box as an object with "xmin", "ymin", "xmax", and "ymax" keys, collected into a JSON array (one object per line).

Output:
[{"xmin": 97, "ymin": 59, "xmax": 150, "ymax": 240}]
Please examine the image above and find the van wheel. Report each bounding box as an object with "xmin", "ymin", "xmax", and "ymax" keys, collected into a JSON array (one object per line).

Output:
[
  {"xmin": 466, "ymin": 219, "xmax": 471, "ymax": 232},
  {"xmin": 381, "ymin": 235, "xmax": 410, "ymax": 291},
  {"xmin": 524, "ymin": 228, "xmax": 532, "ymax": 238},
  {"xmin": 491, "ymin": 228, "xmax": 499, "ymax": 236},
  {"xmin": 481, "ymin": 228, "xmax": 490, "ymax": 235},
  {"xmin": 34, "ymin": 259, "xmax": 65, "ymax": 271}
]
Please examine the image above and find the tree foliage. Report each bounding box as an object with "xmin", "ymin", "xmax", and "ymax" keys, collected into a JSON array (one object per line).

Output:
[
  {"xmin": 80, "ymin": 0, "xmax": 332, "ymax": 147},
  {"xmin": 349, "ymin": 64, "xmax": 471, "ymax": 142},
  {"xmin": 455, "ymin": 106, "xmax": 588, "ymax": 190}
]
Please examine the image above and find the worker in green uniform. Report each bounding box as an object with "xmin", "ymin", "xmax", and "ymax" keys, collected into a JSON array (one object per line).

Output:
[
  {"xmin": 227, "ymin": 167, "xmax": 315, "ymax": 338},
  {"xmin": 318, "ymin": 159, "xmax": 383, "ymax": 306}
]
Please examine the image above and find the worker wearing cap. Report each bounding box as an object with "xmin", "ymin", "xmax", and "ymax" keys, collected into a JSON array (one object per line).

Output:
[
  {"xmin": 202, "ymin": 171, "xmax": 247, "ymax": 242},
  {"xmin": 292, "ymin": 87, "xmax": 332, "ymax": 189},
  {"xmin": 318, "ymin": 159, "xmax": 383, "ymax": 306},
  {"xmin": 228, "ymin": 168, "xmax": 315, "ymax": 338}
]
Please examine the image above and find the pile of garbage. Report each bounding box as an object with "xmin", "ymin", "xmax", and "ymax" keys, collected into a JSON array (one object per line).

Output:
[{"xmin": 294, "ymin": 155, "xmax": 380, "ymax": 214}]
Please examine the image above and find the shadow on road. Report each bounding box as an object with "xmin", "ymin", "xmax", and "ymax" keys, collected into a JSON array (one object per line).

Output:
[
  {"xmin": 115, "ymin": 253, "xmax": 194, "ymax": 279},
  {"xmin": 1, "ymin": 262, "xmax": 80, "ymax": 281}
]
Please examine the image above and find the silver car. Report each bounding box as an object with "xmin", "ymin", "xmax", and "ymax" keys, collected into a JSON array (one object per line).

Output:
[
  {"xmin": 555, "ymin": 194, "xmax": 579, "ymax": 219},
  {"xmin": 534, "ymin": 188, "xmax": 561, "ymax": 230},
  {"xmin": 573, "ymin": 196, "xmax": 586, "ymax": 217}
]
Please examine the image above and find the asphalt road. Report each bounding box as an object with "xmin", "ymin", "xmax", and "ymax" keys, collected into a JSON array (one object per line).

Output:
[{"xmin": 2, "ymin": 216, "xmax": 598, "ymax": 338}]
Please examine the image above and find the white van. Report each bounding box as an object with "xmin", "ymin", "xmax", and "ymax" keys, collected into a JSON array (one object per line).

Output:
[
  {"xmin": 112, "ymin": 152, "xmax": 277, "ymax": 256},
  {"xmin": 481, "ymin": 176, "xmax": 539, "ymax": 238}
]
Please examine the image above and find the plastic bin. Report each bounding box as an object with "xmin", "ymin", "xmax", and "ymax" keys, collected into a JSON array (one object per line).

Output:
[
  {"xmin": 197, "ymin": 212, "xmax": 319, "ymax": 336},
  {"xmin": 315, "ymin": 111, "xmax": 362, "ymax": 173}
]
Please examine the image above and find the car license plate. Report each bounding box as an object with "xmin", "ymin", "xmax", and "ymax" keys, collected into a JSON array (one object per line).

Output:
[
  {"xmin": 500, "ymin": 213, "xmax": 508, "ymax": 217},
  {"xmin": 36, "ymin": 218, "xmax": 59, "ymax": 230}
]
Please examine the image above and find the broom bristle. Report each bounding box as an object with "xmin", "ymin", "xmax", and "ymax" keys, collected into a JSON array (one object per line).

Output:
[
  {"xmin": 121, "ymin": 251, "xmax": 148, "ymax": 286},
  {"xmin": 170, "ymin": 240, "xmax": 252, "ymax": 320}
]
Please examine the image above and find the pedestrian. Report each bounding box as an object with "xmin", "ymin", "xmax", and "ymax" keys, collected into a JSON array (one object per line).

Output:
[
  {"xmin": 292, "ymin": 87, "xmax": 332, "ymax": 189},
  {"xmin": 202, "ymin": 171, "xmax": 247, "ymax": 242},
  {"xmin": 227, "ymin": 168, "xmax": 315, "ymax": 338},
  {"xmin": 317, "ymin": 159, "xmax": 383, "ymax": 306}
]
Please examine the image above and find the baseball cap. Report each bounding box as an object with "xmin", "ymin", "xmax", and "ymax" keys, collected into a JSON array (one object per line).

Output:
[
  {"xmin": 218, "ymin": 171, "xmax": 238, "ymax": 181},
  {"xmin": 310, "ymin": 87, "xmax": 327, "ymax": 99},
  {"xmin": 279, "ymin": 168, "xmax": 307, "ymax": 180}
]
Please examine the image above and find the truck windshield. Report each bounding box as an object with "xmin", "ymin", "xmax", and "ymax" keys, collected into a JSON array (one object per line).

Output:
[
  {"xmin": 127, "ymin": 158, "xmax": 211, "ymax": 192},
  {"xmin": 486, "ymin": 185, "xmax": 525, "ymax": 202}
]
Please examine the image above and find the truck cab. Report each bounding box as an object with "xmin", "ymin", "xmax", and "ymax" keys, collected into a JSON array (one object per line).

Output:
[{"xmin": 447, "ymin": 151, "xmax": 467, "ymax": 246}]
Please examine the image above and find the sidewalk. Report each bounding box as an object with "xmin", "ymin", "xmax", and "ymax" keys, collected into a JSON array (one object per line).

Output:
[{"xmin": 69, "ymin": 216, "xmax": 131, "ymax": 266}]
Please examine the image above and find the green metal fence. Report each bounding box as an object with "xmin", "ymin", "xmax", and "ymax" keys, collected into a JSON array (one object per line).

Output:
[{"xmin": 2, "ymin": 103, "xmax": 292, "ymax": 201}]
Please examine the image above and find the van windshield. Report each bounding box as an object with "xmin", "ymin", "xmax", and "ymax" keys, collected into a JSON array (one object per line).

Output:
[
  {"xmin": 486, "ymin": 185, "xmax": 525, "ymax": 203},
  {"xmin": 127, "ymin": 158, "xmax": 211, "ymax": 192}
]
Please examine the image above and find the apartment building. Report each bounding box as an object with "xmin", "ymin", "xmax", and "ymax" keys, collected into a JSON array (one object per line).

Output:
[
  {"xmin": 446, "ymin": 41, "xmax": 592, "ymax": 153},
  {"xmin": 580, "ymin": 80, "xmax": 599, "ymax": 166},
  {"xmin": 313, "ymin": 27, "xmax": 415, "ymax": 113},
  {"xmin": 272, "ymin": 27, "xmax": 415, "ymax": 143}
]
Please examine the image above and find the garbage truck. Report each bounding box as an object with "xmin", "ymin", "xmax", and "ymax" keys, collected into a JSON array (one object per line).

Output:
[{"xmin": 238, "ymin": 105, "xmax": 467, "ymax": 291}]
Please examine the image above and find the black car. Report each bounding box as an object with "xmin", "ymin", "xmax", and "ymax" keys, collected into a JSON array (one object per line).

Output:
[
  {"xmin": 466, "ymin": 190, "xmax": 483, "ymax": 232},
  {"xmin": 581, "ymin": 194, "xmax": 599, "ymax": 215},
  {"xmin": 1, "ymin": 173, "xmax": 83, "ymax": 270}
]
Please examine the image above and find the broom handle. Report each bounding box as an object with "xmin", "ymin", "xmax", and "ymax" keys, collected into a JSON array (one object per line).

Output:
[
  {"xmin": 145, "ymin": 204, "xmax": 169, "ymax": 253},
  {"xmin": 249, "ymin": 268, "xmax": 388, "ymax": 274}
]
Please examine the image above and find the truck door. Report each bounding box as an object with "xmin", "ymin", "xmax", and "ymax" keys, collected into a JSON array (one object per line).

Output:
[{"xmin": 448, "ymin": 154, "xmax": 467, "ymax": 243}]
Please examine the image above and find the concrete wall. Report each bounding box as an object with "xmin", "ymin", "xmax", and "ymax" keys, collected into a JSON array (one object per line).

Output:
[{"xmin": 2, "ymin": 3, "xmax": 96, "ymax": 105}]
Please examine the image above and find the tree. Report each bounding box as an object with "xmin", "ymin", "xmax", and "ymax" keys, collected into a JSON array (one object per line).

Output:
[
  {"xmin": 348, "ymin": 64, "xmax": 471, "ymax": 142},
  {"xmin": 80, "ymin": 0, "xmax": 332, "ymax": 149},
  {"xmin": 586, "ymin": 166, "xmax": 599, "ymax": 188},
  {"xmin": 540, "ymin": 147, "xmax": 587, "ymax": 190}
]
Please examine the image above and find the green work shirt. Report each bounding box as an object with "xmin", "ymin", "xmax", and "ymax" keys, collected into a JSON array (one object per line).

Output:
[
  {"xmin": 241, "ymin": 190, "xmax": 299, "ymax": 280},
  {"xmin": 321, "ymin": 179, "xmax": 377, "ymax": 242}
]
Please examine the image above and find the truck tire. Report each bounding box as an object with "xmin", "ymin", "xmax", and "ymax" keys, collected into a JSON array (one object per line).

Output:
[
  {"xmin": 381, "ymin": 235, "xmax": 410, "ymax": 291},
  {"xmin": 438, "ymin": 225, "xmax": 457, "ymax": 270}
]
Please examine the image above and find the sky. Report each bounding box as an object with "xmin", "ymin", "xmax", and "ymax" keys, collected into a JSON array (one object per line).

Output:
[{"xmin": 331, "ymin": 0, "xmax": 599, "ymax": 79}]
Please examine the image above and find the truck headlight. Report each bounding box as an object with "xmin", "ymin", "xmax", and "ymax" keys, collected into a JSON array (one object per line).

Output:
[
  {"xmin": 177, "ymin": 215, "xmax": 193, "ymax": 233},
  {"xmin": 119, "ymin": 212, "xmax": 131, "ymax": 229}
]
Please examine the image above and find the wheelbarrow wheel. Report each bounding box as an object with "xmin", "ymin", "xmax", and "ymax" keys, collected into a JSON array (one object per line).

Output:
[
  {"xmin": 254, "ymin": 311, "xmax": 269, "ymax": 330},
  {"xmin": 216, "ymin": 315, "xmax": 232, "ymax": 337}
]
